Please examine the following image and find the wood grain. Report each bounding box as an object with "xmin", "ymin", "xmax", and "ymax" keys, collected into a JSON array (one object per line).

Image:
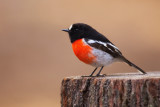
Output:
[{"xmin": 61, "ymin": 72, "xmax": 160, "ymax": 107}]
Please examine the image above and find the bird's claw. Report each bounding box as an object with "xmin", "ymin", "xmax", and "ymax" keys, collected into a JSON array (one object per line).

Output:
[
  {"xmin": 96, "ymin": 74, "xmax": 107, "ymax": 77},
  {"xmin": 81, "ymin": 74, "xmax": 107, "ymax": 77}
]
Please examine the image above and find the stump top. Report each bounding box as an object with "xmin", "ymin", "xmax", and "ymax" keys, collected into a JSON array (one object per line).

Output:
[{"xmin": 64, "ymin": 72, "xmax": 160, "ymax": 80}]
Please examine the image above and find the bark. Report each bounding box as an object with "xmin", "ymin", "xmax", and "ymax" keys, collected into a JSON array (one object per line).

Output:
[{"xmin": 61, "ymin": 72, "xmax": 160, "ymax": 107}]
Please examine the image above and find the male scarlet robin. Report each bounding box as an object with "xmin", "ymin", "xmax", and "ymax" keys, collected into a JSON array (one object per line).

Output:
[{"xmin": 62, "ymin": 23, "xmax": 147, "ymax": 76}]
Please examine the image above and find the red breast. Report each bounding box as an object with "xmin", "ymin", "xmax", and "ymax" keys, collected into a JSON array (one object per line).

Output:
[{"xmin": 72, "ymin": 39, "xmax": 96, "ymax": 64}]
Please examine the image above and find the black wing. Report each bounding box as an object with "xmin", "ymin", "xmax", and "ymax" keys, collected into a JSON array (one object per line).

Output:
[
  {"xmin": 84, "ymin": 38, "xmax": 122, "ymax": 58},
  {"xmin": 84, "ymin": 38, "xmax": 147, "ymax": 74}
]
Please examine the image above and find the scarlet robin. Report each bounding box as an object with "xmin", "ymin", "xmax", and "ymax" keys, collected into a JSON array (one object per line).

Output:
[{"xmin": 62, "ymin": 23, "xmax": 146, "ymax": 76}]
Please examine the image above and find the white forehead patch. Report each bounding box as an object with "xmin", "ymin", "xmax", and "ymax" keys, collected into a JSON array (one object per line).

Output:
[{"xmin": 69, "ymin": 24, "xmax": 73, "ymax": 30}]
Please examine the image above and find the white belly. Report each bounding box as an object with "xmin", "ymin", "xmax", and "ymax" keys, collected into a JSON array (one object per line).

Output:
[{"xmin": 90, "ymin": 47, "xmax": 116, "ymax": 67}]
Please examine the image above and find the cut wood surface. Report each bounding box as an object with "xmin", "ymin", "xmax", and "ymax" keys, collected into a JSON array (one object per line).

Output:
[{"xmin": 61, "ymin": 72, "xmax": 160, "ymax": 107}]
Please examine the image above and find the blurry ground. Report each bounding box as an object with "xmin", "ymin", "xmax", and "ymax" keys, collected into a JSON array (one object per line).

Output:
[{"xmin": 0, "ymin": 0, "xmax": 160, "ymax": 107}]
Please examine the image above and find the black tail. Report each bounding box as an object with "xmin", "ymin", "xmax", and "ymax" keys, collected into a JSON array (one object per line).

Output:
[{"xmin": 121, "ymin": 56, "xmax": 147, "ymax": 74}]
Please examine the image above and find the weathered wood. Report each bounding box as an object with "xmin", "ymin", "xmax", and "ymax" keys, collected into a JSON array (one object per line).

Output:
[{"xmin": 61, "ymin": 72, "xmax": 160, "ymax": 107}]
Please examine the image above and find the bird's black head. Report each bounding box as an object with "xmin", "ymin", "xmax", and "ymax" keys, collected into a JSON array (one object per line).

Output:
[{"xmin": 62, "ymin": 23, "xmax": 107, "ymax": 43}]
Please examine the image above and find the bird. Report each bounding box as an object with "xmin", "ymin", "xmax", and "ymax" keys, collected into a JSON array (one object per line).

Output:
[{"xmin": 62, "ymin": 23, "xmax": 147, "ymax": 77}]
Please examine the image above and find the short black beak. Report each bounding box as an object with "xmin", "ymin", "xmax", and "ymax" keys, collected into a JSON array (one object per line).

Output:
[{"xmin": 62, "ymin": 29, "xmax": 69, "ymax": 32}]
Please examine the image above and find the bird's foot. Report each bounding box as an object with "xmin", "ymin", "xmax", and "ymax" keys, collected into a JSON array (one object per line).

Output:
[
  {"xmin": 81, "ymin": 74, "xmax": 107, "ymax": 77},
  {"xmin": 96, "ymin": 74, "xmax": 107, "ymax": 77},
  {"xmin": 81, "ymin": 75, "xmax": 94, "ymax": 77}
]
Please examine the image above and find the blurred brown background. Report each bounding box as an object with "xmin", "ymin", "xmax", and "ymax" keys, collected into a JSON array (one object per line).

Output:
[{"xmin": 0, "ymin": 0, "xmax": 160, "ymax": 107}]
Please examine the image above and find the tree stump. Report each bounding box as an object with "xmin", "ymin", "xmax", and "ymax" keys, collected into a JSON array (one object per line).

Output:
[{"xmin": 61, "ymin": 72, "xmax": 160, "ymax": 107}]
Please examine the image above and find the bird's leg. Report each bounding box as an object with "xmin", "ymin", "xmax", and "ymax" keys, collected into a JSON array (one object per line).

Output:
[
  {"xmin": 81, "ymin": 67, "xmax": 98, "ymax": 77},
  {"xmin": 89, "ymin": 67, "xmax": 98, "ymax": 77},
  {"xmin": 96, "ymin": 66, "xmax": 104, "ymax": 76}
]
